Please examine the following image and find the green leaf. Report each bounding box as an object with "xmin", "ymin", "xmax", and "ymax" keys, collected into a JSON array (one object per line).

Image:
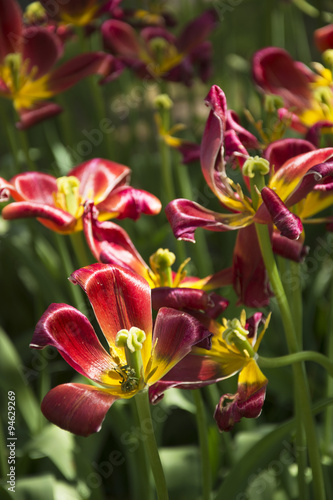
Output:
[
  {"xmin": 24, "ymin": 425, "xmax": 76, "ymax": 480},
  {"xmin": 4, "ymin": 474, "xmax": 55, "ymax": 500},
  {"xmin": 0, "ymin": 328, "xmax": 40, "ymax": 434}
]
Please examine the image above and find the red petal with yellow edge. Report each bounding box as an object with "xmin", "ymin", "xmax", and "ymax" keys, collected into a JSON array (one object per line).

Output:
[
  {"xmin": 16, "ymin": 102, "xmax": 62, "ymax": 130},
  {"xmin": 98, "ymin": 186, "xmax": 162, "ymax": 219},
  {"xmin": 165, "ymin": 198, "xmax": 253, "ymax": 243},
  {"xmin": 70, "ymin": 264, "xmax": 153, "ymax": 364},
  {"xmin": 83, "ymin": 201, "xmax": 150, "ymax": 278},
  {"xmin": 214, "ymin": 359, "xmax": 267, "ymax": 431},
  {"xmin": 7, "ymin": 172, "xmax": 57, "ymax": 204},
  {"xmin": 0, "ymin": 0, "xmax": 23, "ymax": 62},
  {"xmin": 268, "ymin": 148, "xmax": 333, "ymax": 204},
  {"xmin": 31, "ymin": 303, "xmax": 118, "ymax": 383},
  {"xmin": 264, "ymin": 138, "xmax": 315, "ymax": 172},
  {"xmin": 146, "ymin": 307, "xmax": 212, "ymax": 386},
  {"xmin": 102, "ymin": 20, "xmax": 141, "ymax": 57},
  {"xmin": 41, "ymin": 383, "xmax": 118, "ymax": 436},
  {"xmin": 2, "ymin": 201, "xmax": 76, "ymax": 232},
  {"xmin": 47, "ymin": 52, "xmax": 115, "ymax": 94},
  {"xmin": 70, "ymin": 158, "xmax": 130, "ymax": 203},
  {"xmin": 22, "ymin": 27, "xmax": 63, "ymax": 79}
]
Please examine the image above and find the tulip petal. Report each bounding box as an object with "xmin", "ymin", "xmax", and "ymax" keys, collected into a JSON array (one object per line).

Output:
[
  {"xmin": 16, "ymin": 102, "xmax": 63, "ymax": 130},
  {"xmin": 0, "ymin": 0, "xmax": 23, "ymax": 61},
  {"xmin": 272, "ymin": 231, "xmax": 309, "ymax": 262},
  {"xmin": 70, "ymin": 264, "xmax": 153, "ymax": 363},
  {"xmin": 47, "ymin": 52, "xmax": 115, "ymax": 94},
  {"xmin": 269, "ymin": 148, "xmax": 333, "ymax": 204},
  {"xmin": 146, "ymin": 307, "xmax": 212, "ymax": 385},
  {"xmin": 264, "ymin": 138, "xmax": 315, "ymax": 171},
  {"xmin": 232, "ymin": 226, "xmax": 272, "ymax": 307},
  {"xmin": 70, "ymin": 158, "xmax": 130, "ymax": 203},
  {"xmin": 305, "ymin": 120, "xmax": 333, "ymax": 148},
  {"xmin": 151, "ymin": 287, "xmax": 228, "ymax": 319},
  {"xmin": 41, "ymin": 383, "xmax": 118, "ymax": 436},
  {"xmin": 7, "ymin": 172, "xmax": 57, "ymax": 204},
  {"xmin": 31, "ymin": 303, "xmax": 117, "ymax": 383},
  {"xmin": 314, "ymin": 24, "xmax": 333, "ymax": 52},
  {"xmin": 98, "ymin": 186, "xmax": 162, "ymax": 220},
  {"xmin": 252, "ymin": 47, "xmax": 311, "ymax": 109},
  {"xmin": 22, "ymin": 27, "xmax": 63, "ymax": 79},
  {"xmin": 165, "ymin": 198, "xmax": 253, "ymax": 243},
  {"xmin": 102, "ymin": 20, "xmax": 142, "ymax": 57},
  {"xmin": 83, "ymin": 201, "xmax": 150, "ymax": 278},
  {"xmin": 176, "ymin": 9, "xmax": 217, "ymax": 54},
  {"xmin": 260, "ymin": 187, "xmax": 303, "ymax": 240},
  {"xmin": 214, "ymin": 359, "xmax": 267, "ymax": 431},
  {"xmin": 2, "ymin": 201, "xmax": 76, "ymax": 232}
]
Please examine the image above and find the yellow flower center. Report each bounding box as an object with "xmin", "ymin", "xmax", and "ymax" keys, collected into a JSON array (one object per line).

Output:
[
  {"xmin": 0, "ymin": 53, "xmax": 52, "ymax": 109},
  {"xmin": 54, "ymin": 176, "xmax": 84, "ymax": 218},
  {"xmin": 299, "ymin": 64, "xmax": 333, "ymax": 126}
]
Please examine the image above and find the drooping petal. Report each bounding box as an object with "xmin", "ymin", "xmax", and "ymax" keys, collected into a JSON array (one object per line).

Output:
[
  {"xmin": 70, "ymin": 158, "xmax": 130, "ymax": 203},
  {"xmin": 2, "ymin": 201, "xmax": 76, "ymax": 232},
  {"xmin": 16, "ymin": 102, "xmax": 62, "ymax": 130},
  {"xmin": 165, "ymin": 198, "xmax": 253, "ymax": 243},
  {"xmin": 151, "ymin": 287, "xmax": 228, "ymax": 319},
  {"xmin": 0, "ymin": 0, "xmax": 23, "ymax": 62},
  {"xmin": 146, "ymin": 307, "xmax": 212, "ymax": 385},
  {"xmin": 268, "ymin": 148, "xmax": 333, "ymax": 204},
  {"xmin": 83, "ymin": 201, "xmax": 150, "ymax": 278},
  {"xmin": 31, "ymin": 303, "xmax": 118, "ymax": 382},
  {"xmin": 314, "ymin": 24, "xmax": 333, "ymax": 52},
  {"xmin": 70, "ymin": 264, "xmax": 153, "ymax": 363},
  {"xmin": 272, "ymin": 231, "xmax": 309, "ymax": 262},
  {"xmin": 41, "ymin": 383, "xmax": 118, "ymax": 436},
  {"xmin": 102, "ymin": 19, "xmax": 142, "ymax": 57},
  {"xmin": 214, "ymin": 359, "xmax": 267, "ymax": 431},
  {"xmin": 305, "ymin": 120, "xmax": 333, "ymax": 147},
  {"xmin": 232, "ymin": 226, "xmax": 273, "ymax": 307},
  {"xmin": 226, "ymin": 110, "xmax": 260, "ymax": 149},
  {"xmin": 252, "ymin": 47, "xmax": 311, "ymax": 109},
  {"xmin": 264, "ymin": 138, "xmax": 315, "ymax": 171},
  {"xmin": 260, "ymin": 187, "xmax": 303, "ymax": 240},
  {"xmin": 47, "ymin": 52, "xmax": 115, "ymax": 94},
  {"xmin": 176, "ymin": 9, "xmax": 217, "ymax": 54},
  {"xmin": 7, "ymin": 172, "xmax": 57, "ymax": 204},
  {"xmin": 22, "ymin": 27, "xmax": 63, "ymax": 79},
  {"xmin": 97, "ymin": 186, "xmax": 162, "ymax": 219}
]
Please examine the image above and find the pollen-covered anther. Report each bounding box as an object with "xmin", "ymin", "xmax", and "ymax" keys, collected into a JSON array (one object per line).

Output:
[
  {"xmin": 242, "ymin": 156, "xmax": 270, "ymax": 178},
  {"xmin": 115, "ymin": 327, "xmax": 146, "ymax": 353}
]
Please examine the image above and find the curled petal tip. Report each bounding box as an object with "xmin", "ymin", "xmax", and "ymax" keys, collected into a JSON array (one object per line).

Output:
[{"xmin": 261, "ymin": 187, "xmax": 303, "ymax": 240}]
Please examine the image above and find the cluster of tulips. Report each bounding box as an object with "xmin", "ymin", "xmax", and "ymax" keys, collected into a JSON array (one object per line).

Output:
[{"xmin": 1, "ymin": 1, "xmax": 333, "ymax": 499}]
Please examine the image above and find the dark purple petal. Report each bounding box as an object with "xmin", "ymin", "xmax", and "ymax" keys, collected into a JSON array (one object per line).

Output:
[
  {"xmin": 102, "ymin": 19, "xmax": 141, "ymax": 57},
  {"xmin": 176, "ymin": 9, "xmax": 217, "ymax": 54},
  {"xmin": 0, "ymin": 0, "xmax": 23, "ymax": 61},
  {"xmin": 305, "ymin": 121, "xmax": 333, "ymax": 148},
  {"xmin": 261, "ymin": 187, "xmax": 303, "ymax": 240},
  {"xmin": 264, "ymin": 138, "xmax": 315, "ymax": 171},
  {"xmin": 22, "ymin": 27, "xmax": 63, "ymax": 79},
  {"xmin": 31, "ymin": 303, "xmax": 115, "ymax": 383},
  {"xmin": 226, "ymin": 110, "xmax": 260, "ymax": 149},
  {"xmin": 272, "ymin": 231, "xmax": 309, "ymax": 262},
  {"xmin": 151, "ymin": 287, "xmax": 228, "ymax": 319},
  {"xmin": 41, "ymin": 383, "xmax": 118, "ymax": 436}
]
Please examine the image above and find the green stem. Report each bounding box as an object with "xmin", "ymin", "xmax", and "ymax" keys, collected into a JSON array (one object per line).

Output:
[
  {"xmin": 258, "ymin": 352, "xmax": 333, "ymax": 376},
  {"xmin": 193, "ymin": 389, "xmax": 212, "ymax": 500},
  {"xmin": 18, "ymin": 128, "xmax": 37, "ymax": 171},
  {"xmin": 255, "ymin": 222, "xmax": 326, "ymax": 500},
  {"xmin": 134, "ymin": 388, "xmax": 169, "ymax": 500},
  {"xmin": 69, "ymin": 231, "xmax": 92, "ymax": 268},
  {"xmin": 324, "ymin": 268, "xmax": 333, "ymax": 456}
]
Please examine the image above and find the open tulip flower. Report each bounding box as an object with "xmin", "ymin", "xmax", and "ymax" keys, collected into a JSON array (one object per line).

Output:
[
  {"xmin": 150, "ymin": 310, "xmax": 270, "ymax": 432},
  {"xmin": 30, "ymin": 264, "xmax": 212, "ymax": 436},
  {"xmin": 0, "ymin": 0, "xmax": 118, "ymax": 128},
  {"xmin": 166, "ymin": 85, "xmax": 333, "ymax": 246},
  {"xmin": 102, "ymin": 10, "xmax": 217, "ymax": 85},
  {"xmin": 0, "ymin": 158, "xmax": 161, "ymax": 233},
  {"xmin": 252, "ymin": 46, "xmax": 333, "ymax": 136},
  {"xmin": 83, "ymin": 200, "xmax": 229, "ymax": 318}
]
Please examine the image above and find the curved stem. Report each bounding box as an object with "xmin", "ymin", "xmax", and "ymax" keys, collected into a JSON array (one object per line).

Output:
[
  {"xmin": 134, "ymin": 388, "xmax": 169, "ymax": 500},
  {"xmin": 255, "ymin": 222, "xmax": 326, "ymax": 500},
  {"xmin": 258, "ymin": 352, "xmax": 333, "ymax": 377},
  {"xmin": 324, "ymin": 267, "xmax": 333, "ymax": 456},
  {"xmin": 193, "ymin": 389, "xmax": 212, "ymax": 500}
]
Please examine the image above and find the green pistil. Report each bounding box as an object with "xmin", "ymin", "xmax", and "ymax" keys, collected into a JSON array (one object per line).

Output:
[
  {"xmin": 242, "ymin": 156, "xmax": 270, "ymax": 178},
  {"xmin": 56, "ymin": 176, "xmax": 80, "ymax": 217},
  {"xmin": 264, "ymin": 94, "xmax": 284, "ymax": 113},
  {"xmin": 223, "ymin": 319, "xmax": 256, "ymax": 358},
  {"xmin": 5, "ymin": 54, "xmax": 22, "ymax": 92},
  {"xmin": 150, "ymin": 248, "xmax": 175, "ymax": 287},
  {"xmin": 115, "ymin": 327, "xmax": 146, "ymax": 389}
]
